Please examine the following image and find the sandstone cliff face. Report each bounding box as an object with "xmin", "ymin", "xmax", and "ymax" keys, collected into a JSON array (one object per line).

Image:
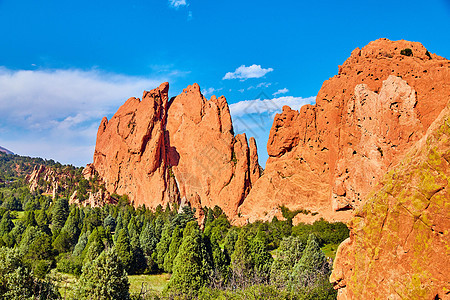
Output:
[
  {"xmin": 91, "ymin": 83, "xmax": 260, "ymax": 217},
  {"xmin": 238, "ymin": 39, "xmax": 450, "ymax": 223},
  {"xmin": 330, "ymin": 102, "xmax": 450, "ymax": 300}
]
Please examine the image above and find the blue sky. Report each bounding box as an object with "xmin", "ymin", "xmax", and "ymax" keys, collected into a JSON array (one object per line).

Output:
[{"xmin": 0, "ymin": 0, "xmax": 449, "ymax": 166}]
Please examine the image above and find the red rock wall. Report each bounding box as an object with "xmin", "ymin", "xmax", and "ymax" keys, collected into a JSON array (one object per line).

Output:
[
  {"xmin": 91, "ymin": 82, "xmax": 260, "ymax": 217},
  {"xmin": 238, "ymin": 39, "xmax": 450, "ymax": 224},
  {"xmin": 330, "ymin": 102, "xmax": 450, "ymax": 300}
]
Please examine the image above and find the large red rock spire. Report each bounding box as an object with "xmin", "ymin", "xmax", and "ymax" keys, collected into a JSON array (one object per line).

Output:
[
  {"xmin": 238, "ymin": 38, "xmax": 450, "ymax": 223},
  {"xmin": 90, "ymin": 82, "xmax": 260, "ymax": 217}
]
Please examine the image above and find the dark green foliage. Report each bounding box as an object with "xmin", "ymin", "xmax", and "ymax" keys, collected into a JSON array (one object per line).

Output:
[
  {"xmin": 204, "ymin": 214, "xmax": 230, "ymax": 243},
  {"xmin": 0, "ymin": 247, "xmax": 60, "ymax": 299},
  {"xmin": 163, "ymin": 226, "xmax": 183, "ymax": 273},
  {"xmin": 270, "ymin": 236, "xmax": 305, "ymax": 288},
  {"xmin": 400, "ymin": 48, "xmax": 413, "ymax": 56},
  {"xmin": 0, "ymin": 152, "xmax": 348, "ymax": 298},
  {"xmin": 115, "ymin": 228, "xmax": 134, "ymax": 274},
  {"xmin": 53, "ymin": 230, "xmax": 73, "ymax": 253},
  {"xmin": 77, "ymin": 248, "xmax": 130, "ymax": 300},
  {"xmin": 139, "ymin": 223, "xmax": 158, "ymax": 257},
  {"xmin": 25, "ymin": 211, "xmax": 37, "ymax": 227},
  {"xmin": 52, "ymin": 198, "xmax": 69, "ymax": 235},
  {"xmin": 103, "ymin": 214, "xmax": 116, "ymax": 232},
  {"xmin": 250, "ymin": 231, "xmax": 273, "ymax": 281},
  {"xmin": 155, "ymin": 223, "xmax": 173, "ymax": 268},
  {"xmin": 167, "ymin": 221, "xmax": 208, "ymax": 294},
  {"xmin": 230, "ymin": 230, "xmax": 254, "ymax": 286},
  {"xmin": 56, "ymin": 253, "xmax": 83, "ymax": 276},
  {"xmin": 0, "ymin": 212, "xmax": 14, "ymax": 236},
  {"xmin": 292, "ymin": 219, "xmax": 349, "ymax": 247}
]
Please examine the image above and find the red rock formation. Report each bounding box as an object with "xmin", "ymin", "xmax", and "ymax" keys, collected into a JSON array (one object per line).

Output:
[
  {"xmin": 238, "ymin": 39, "xmax": 450, "ymax": 224},
  {"xmin": 91, "ymin": 82, "xmax": 260, "ymax": 217},
  {"xmin": 330, "ymin": 101, "xmax": 450, "ymax": 300}
]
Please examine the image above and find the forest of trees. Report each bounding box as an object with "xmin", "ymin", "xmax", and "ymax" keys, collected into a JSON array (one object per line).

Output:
[{"xmin": 0, "ymin": 153, "xmax": 349, "ymax": 299}]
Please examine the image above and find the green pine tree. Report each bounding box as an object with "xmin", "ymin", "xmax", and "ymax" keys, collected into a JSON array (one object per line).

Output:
[
  {"xmin": 115, "ymin": 228, "xmax": 134, "ymax": 274},
  {"xmin": 77, "ymin": 248, "xmax": 130, "ymax": 300},
  {"xmin": 167, "ymin": 221, "xmax": 208, "ymax": 294},
  {"xmin": 51, "ymin": 198, "xmax": 69, "ymax": 236},
  {"xmin": 163, "ymin": 226, "xmax": 183, "ymax": 273}
]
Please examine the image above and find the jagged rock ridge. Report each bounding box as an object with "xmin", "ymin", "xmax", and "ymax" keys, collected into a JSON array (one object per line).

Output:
[
  {"xmin": 238, "ymin": 38, "xmax": 450, "ymax": 224},
  {"xmin": 90, "ymin": 82, "xmax": 260, "ymax": 218},
  {"xmin": 330, "ymin": 101, "xmax": 450, "ymax": 299}
]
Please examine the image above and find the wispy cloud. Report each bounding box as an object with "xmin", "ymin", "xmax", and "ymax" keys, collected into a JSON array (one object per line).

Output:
[
  {"xmin": 201, "ymin": 87, "xmax": 223, "ymax": 97},
  {"xmin": 248, "ymin": 82, "xmax": 272, "ymax": 90},
  {"xmin": 229, "ymin": 95, "xmax": 315, "ymax": 117},
  {"xmin": 223, "ymin": 64, "xmax": 274, "ymax": 80},
  {"xmin": 229, "ymin": 95, "xmax": 315, "ymax": 166},
  {"xmin": 0, "ymin": 67, "xmax": 168, "ymax": 165},
  {"xmin": 169, "ymin": 0, "xmax": 187, "ymax": 9},
  {"xmin": 273, "ymin": 88, "xmax": 289, "ymax": 96}
]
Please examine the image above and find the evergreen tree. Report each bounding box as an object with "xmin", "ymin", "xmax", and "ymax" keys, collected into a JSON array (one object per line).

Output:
[
  {"xmin": 103, "ymin": 214, "xmax": 116, "ymax": 232},
  {"xmin": 0, "ymin": 211, "xmax": 14, "ymax": 236},
  {"xmin": 139, "ymin": 223, "xmax": 158, "ymax": 256},
  {"xmin": 168, "ymin": 221, "xmax": 208, "ymax": 294},
  {"xmin": 73, "ymin": 230, "xmax": 90, "ymax": 256},
  {"xmin": 0, "ymin": 247, "xmax": 60, "ymax": 299},
  {"xmin": 155, "ymin": 223, "xmax": 172, "ymax": 268},
  {"xmin": 77, "ymin": 248, "xmax": 130, "ymax": 300},
  {"xmin": 250, "ymin": 231, "xmax": 273, "ymax": 283},
  {"xmin": 52, "ymin": 230, "xmax": 72, "ymax": 253},
  {"xmin": 24, "ymin": 211, "xmax": 37, "ymax": 227},
  {"xmin": 210, "ymin": 238, "xmax": 229, "ymax": 285},
  {"xmin": 127, "ymin": 216, "xmax": 140, "ymax": 248},
  {"xmin": 62, "ymin": 207, "xmax": 82, "ymax": 245},
  {"xmin": 35, "ymin": 209, "xmax": 51, "ymax": 235},
  {"xmin": 291, "ymin": 234, "xmax": 328, "ymax": 288},
  {"xmin": 115, "ymin": 228, "xmax": 134, "ymax": 274},
  {"xmin": 270, "ymin": 236, "xmax": 305, "ymax": 288},
  {"xmin": 52, "ymin": 198, "xmax": 69, "ymax": 235},
  {"xmin": 163, "ymin": 226, "xmax": 182, "ymax": 273},
  {"xmin": 230, "ymin": 230, "xmax": 254, "ymax": 287}
]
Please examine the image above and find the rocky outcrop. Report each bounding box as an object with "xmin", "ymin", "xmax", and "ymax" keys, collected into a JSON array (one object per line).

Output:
[
  {"xmin": 330, "ymin": 101, "xmax": 450, "ymax": 300},
  {"xmin": 91, "ymin": 83, "xmax": 260, "ymax": 217},
  {"xmin": 27, "ymin": 165, "xmax": 60, "ymax": 196},
  {"xmin": 238, "ymin": 39, "xmax": 450, "ymax": 223}
]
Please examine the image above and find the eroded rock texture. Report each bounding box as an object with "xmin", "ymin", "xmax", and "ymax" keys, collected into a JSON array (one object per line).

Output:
[
  {"xmin": 330, "ymin": 102, "xmax": 450, "ymax": 300},
  {"xmin": 91, "ymin": 82, "xmax": 260, "ymax": 217},
  {"xmin": 238, "ymin": 38, "xmax": 450, "ymax": 223}
]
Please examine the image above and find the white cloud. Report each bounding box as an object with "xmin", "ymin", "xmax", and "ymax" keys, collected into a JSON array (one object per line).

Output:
[
  {"xmin": 247, "ymin": 82, "xmax": 272, "ymax": 90},
  {"xmin": 273, "ymin": 88, "xmax": 289, "ymax": 96},
  {"xmin": 229, "ymin": 95, "xmax": 315, "ymax": 167},
  {"xmin": 229, "ymin": 95, "xmax": 315, "ymax": 117},
  {"xmin": 201, "ymin": 87, "xmax": 223, "ymax": 97},
  {"xmin": 0, "ymin": 67, "xmax": 168, "ymax": 165},
  {"xmin": 169, "ymin": 0, "xmax": 187, "ymax": 8},
  {"xmin": 223, "ymin": 64, "xmax": 274, "ymax": 80}
]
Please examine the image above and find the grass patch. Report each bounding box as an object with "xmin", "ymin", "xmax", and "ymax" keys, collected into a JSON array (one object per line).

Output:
[
  {"xmin": 321, "ymin": 243, "xmax": 340, "ymax": 260},
  {"xmin": 51, "ymin": 272, "xmax": 78, "ymax": 299},
  {"xmin": 129, "ymin": 273, "xmax": 170, "ymax": 294}
]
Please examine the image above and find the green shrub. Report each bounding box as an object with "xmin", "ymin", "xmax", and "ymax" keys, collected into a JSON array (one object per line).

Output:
[{"xmin": 400, "ymin": 48, "xmax": 413, "ymax": 56}]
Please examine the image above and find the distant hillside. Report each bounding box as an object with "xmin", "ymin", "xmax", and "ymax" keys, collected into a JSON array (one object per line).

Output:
[{"xmin": 0, "ymin": 146, "xmax": 13, "ymax": 155}]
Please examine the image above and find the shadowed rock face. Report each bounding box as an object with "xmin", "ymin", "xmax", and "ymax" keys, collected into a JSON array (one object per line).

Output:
[
  {"xmin": 330, "ymin": 102, "xmax": 450, "ymax": 300},
  {"xmin": 237, "ymin": 38, "xmax": 450, "ymax": 224},
  {"xmin": 90, "ymin": 82, "xmax": 260, "ymax": 218}
]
